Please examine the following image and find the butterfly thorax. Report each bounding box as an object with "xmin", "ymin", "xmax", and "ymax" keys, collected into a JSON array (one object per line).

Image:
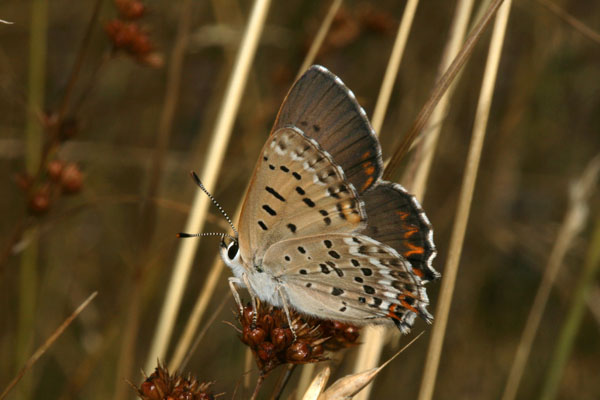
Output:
[{"xmin": 219, "ymin": 237, "xmax": 283, "ymax": 307}]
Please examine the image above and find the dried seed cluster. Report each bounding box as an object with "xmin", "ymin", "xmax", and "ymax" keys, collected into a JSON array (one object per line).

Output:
[
  {"xmin": 105, "ymin": 0, "xmax": 162, "ymax": 67},
  {"xmin": 136, "ymin": 364, "xmax": 214, "ymax": 400},
  {"xmin": 238, "ymin": 302, "xmax": 360, "ymax": 375}
]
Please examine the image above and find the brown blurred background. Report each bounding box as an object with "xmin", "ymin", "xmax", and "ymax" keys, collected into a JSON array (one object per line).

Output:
[{"xmin": 1, "ymin": 0, "xmax": 599, "ymax": 399}]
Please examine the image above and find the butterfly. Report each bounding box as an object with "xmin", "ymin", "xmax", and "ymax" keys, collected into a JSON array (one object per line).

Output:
[{"xmin": 184, "ymin": 65, "xmax": 439, "ymax": 334}]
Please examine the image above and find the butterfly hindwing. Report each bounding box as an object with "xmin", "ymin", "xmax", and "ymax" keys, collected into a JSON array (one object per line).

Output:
[
  {"xmin": 261, "ymin": 233, "xmax": 432, "ymax": 333},
  {"xmin": 360, "ymin": 181, "xmax": 438, "ymax": 282},
  {"xmin": 272, "ymin": 66, "xmax": 383, "ymax": 194},
  {"xmin": 238, "ymin": 127, "xmax": 366, "ymax": 268}
]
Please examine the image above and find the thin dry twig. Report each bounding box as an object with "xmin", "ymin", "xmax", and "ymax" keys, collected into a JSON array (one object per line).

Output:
[
  {"xmin": 383, "ymin": 0, "xmax": 506, "ymax": 181},
  {"xmin": 501, "ymin": 155, "xmax": 600, "ymax": 400},
  {"xmin": 418, "ymin": 1, "xmax": 512, "ymax": 399},
  {"xmin": 535, "ymin": 0, "xmax": 600, "ymax": 45},
  {"xmin": 0, "ymin": 292, "xmax": 98, "ymax": 400}
]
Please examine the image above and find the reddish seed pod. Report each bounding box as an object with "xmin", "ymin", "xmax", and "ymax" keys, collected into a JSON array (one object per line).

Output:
[
  {"xmin": 311, "ymin": 344, "xmax": 324, "ymax": 357},
  {"xmin": 28, "ymin": 185, "xmax": 51, "ymax": 214},
  {"xmin": 271, "ymin": 327, "xmax": 293, "ymax": 351},
  {"xmin": 260, "ymin": 314, "xmax": 274, "ymax": 332},
  {"xmin": 344, "ymin": 326, "xmax": 360, "ymax": 343},
  {"xmin": 115, "ymin": 0, "xmax": 145, "ymax": 20},
  {"xmin": 47, "ymin": 160, "xmax": 64, "ymax": 181},
  {"xmin": 286, "ymin": 340, "xmax": 311, "ymax": 361},
  {"xmin": 257, "ymin": 341, "xmax": 276, "ymax": 361},
  {"xmin": 60, "ymin": 163, "xmax": 83, "ymax": 194},
  {"xmin": 243, "ymin": 326, "xmax": 266, "ymax": 347}
]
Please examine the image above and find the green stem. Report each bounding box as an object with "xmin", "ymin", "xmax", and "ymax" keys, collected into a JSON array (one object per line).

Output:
[
  {"xmin": 17, "ymin": 1, "xmax": 47, "ymax": 398},
  {"xmin": 540, "ymin": 213, "xmax": 600, "ymax": 400}
]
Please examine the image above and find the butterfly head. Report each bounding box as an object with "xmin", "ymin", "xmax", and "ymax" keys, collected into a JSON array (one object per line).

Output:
[{"xmin": 219, "ymin": 235, "xmax": 245, "ymax": 277}]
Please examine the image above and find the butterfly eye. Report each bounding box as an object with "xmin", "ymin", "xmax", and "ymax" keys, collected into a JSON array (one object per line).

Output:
[{"xmin": 227, "ymin": 242, "xmax": 239, "ymax": 260}]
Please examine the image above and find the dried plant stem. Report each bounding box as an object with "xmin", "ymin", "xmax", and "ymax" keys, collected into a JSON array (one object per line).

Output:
[
  {"xmin": 144, "ymin": 0, "xmax": 272, "ymax": 374},
  {"xmin": 352, "ymin": 2, "xmax": 419, "ymax": 397},
  {"xmin": 250, "ymin": 374, "xmax": 266, "ymax": 400},
  {"xmin": 168, "ymin": 201, "xmax": 243, "ymax": 370},
  {"xmin": 541, "ymin": 201, "xmax": 600, "ymax": 399},
  {"xmin": 270, "ymin": 364, "xmax": 296, "ymax": 400},
  {"xmin": 17, "ymin": 2, "xmax": 47, "ymax": 398},
  {"xmin": 409, "ymin": 0, "xmax": 475, "ymax": 200},
  {"xmin": 535, "ymin": 0, "xmax": 600, "ymax": 45},
  {"xmin": 0, "ymin": 292, "xmax": 97, "ymax": 400},
  {"xmin": 502, "ymin": 156, "xmax": 600, "ymax": 400},
  {"xmin": 383, "ymin": 0, "xmax": 506, "ymax": 181},
  {"xmin": 418, "ymin": 2, "xmax": 512, "ymax": 400},
  {"xmin": 56, "ymin": 0, "xmax": 103, "ymax": 121},
  {"xmin": 297, "ymin": 0, "xmax": 343, "ymax": 78},
  {"xmin": 370, "ymin": 0, "xmax": 418, "ymax": 134}
]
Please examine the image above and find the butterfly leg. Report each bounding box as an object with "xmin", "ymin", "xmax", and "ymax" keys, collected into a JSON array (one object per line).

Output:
[
  {"xmin": 241, "ymin": 273, "xmax": 259, "ymax": 328},
  {"xmin": 228, "ymin": 277, "xmax": 245, "ymax": 316},
  {"xmin": 276, "ymin": 286, "xmax": 298, "ymax": 341}
]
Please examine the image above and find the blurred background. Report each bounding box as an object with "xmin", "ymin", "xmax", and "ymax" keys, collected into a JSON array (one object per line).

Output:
[{"xmin": 1, "ymin": 0, "xmax": 599, "ymax": 399}]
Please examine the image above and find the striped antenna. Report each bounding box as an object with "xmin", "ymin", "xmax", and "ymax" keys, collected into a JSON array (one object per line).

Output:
[
  {"xmin": 176, "ymin": 232, "xmax": 236, "ymax": 241},
  {"xmin": 189, "ymin": 171, "xmax": 238, "ymax": 237}
]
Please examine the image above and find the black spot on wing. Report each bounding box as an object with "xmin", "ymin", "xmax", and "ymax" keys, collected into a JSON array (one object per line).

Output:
[
  {"xmin": 287, "ymin": 223, "xmax": 297, "ymax": 233},
  {"xmin": 363, "ymin": 285, "xmax": 375, "ymax": 294},
  {"xmin": 262, "ymin": 204, "xmax": 277, "ymax": 216},
  {"xmin": 258, "ymin": 220, "xmax": 268, "ymax": 231},
  {"xmin": 265, "ymin": 186, "xmax": 286, "ymax": 202},
  {"xmin": 302, "ymin": 198, "xmax": 315, "ymax": 207}
]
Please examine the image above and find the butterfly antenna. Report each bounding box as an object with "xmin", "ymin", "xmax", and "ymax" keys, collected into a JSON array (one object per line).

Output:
[
  {"xmin": 177, "ymin": 232, "xmax": 236, "ymax": 241},
  {"xmin": 189, "ymin": 171, "xmax": 238, "ymax": 237}
]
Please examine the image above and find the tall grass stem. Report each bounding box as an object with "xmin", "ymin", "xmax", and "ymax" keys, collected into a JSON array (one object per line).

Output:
[{"xmin": 418, "ymin": 1, "xmax": 512, "ymax": 399}]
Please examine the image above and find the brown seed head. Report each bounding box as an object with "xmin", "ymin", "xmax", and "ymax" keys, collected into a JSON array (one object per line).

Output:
[
  {"xmin": 47, "ymin": 160, "xmax": 64, "ymax": 181},
  {"xmin": 28, "ymin": 185, "xmax": 51, "ymax": 214},
  {"xmin": 60, "ymin": 163, "xmax": 83, "ymax": 194},
  {"xmin": 135, "ymin": 363, "xmax": 214, "ymax": 400},
  {"xmin": 115, "ymin": 0, "xmax": 146, "ymax": 19},
  {"xmin": 236, "ymin": 301, "xmax": 359, "ymax": 375}
]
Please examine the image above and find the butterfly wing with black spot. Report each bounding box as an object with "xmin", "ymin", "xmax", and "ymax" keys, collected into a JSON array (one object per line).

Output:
[
  {"xmin": 261, "ymin": 233, "xmax": 432, "ymax": 333},
  {"xmin": 272, "ymin": 65, "xmax": 383, "ymax": 193},
  {"xmin": 238, "ymin": 127, "xmax": 366, "ymax": 269},
  {"xmin": 360, "ymin": 181, "xmax": 439, "ymax": 282}
]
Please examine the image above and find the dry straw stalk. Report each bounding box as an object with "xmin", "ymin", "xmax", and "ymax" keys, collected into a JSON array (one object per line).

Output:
[
  {"xmin": 418, "ymin": 1, "xmax": 513, "ymax": 399},
  {"xmin": 144, "ymin": 0, "xmax": 272, "ymax": 374}
]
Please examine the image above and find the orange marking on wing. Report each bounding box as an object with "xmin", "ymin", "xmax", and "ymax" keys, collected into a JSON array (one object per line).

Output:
[
  {"xmin": 404, "ymin": 243, "xmax": 424, "ymax": 257},
  {"xmin": 413, "ymin": 268, "xmax": 424, "ymax": 277},
  {"xmin": 403, "ymin": 226, "xmax": 419, "ymax": 238},
  {"xmin": 386, "ymin": 304, "xmax": 401, "ymax": 319},
  {"xmin": 361, "ymin": 151, "xmax": 371, "ymax": 160},
  {"xmin": 361, "ymin": 176, "xmax": 374, "ymax": 191},
  {"xmin": 340, "ymin": 200, "xmax": 362, "ymax": 224},
  {"xmin": 362, "ymin": 161, "xmax": 376, "ymax": 176},
  {"xmin": 395, "ymin": 211, "xmax": 409, "ymax": 220},
  {"xmin": 400, "ymin": 299, "xmax": 419, "ymax": 314}
]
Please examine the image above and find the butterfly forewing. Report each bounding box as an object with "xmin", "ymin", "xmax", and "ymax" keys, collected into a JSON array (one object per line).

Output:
[
  {"xmin": 261, "ymin": 233, "xmax": 432, "ymax": 333},
  {"xmin": 272, "ymin": 66, "xmax": 383, "ymax": 194},
  {"xmin": 360, "ymin": 182, "xmax": 439, "ymax": 282},
  {"xmin": 238, "ymin": 127, "xmax": 366, "ymax": 268}
]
